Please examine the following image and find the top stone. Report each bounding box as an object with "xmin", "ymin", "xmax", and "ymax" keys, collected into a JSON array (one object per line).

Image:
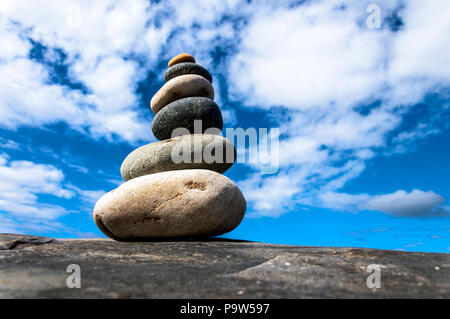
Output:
[{"xmin": 168, "ymin": 53, "xmax": 196, "ymax": 67}]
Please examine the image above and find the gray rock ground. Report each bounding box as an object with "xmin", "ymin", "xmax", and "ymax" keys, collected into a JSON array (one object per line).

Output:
[{"xmin": 0, "ymin": 233, "xmax": 448, "ymax": 298}]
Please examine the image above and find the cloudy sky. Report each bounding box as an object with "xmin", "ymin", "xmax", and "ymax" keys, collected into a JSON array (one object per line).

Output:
[{"xmin": 0, "ymin": 0, "xmax": 449, "ymax": 252}]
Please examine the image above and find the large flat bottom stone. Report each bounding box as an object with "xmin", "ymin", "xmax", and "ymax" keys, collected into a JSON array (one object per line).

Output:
[{"xmin": 0, "ymin": 234, "xmax": 448, "ymax": 298}]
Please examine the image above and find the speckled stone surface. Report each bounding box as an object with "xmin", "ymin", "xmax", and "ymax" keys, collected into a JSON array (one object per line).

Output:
[
  {"xmin": 152, "ymin": 97, "xmax": 223, "ymax": 141},
  {"xmin": 164, "ymin": 62, "xmax": 213, "ymax": 83},
  {"xmin": 168, "ymin": 53, "xmax": 195, "ymax": 67},
  {"xmin": 151, "ymin": 74, "xmax": 214, "ymax": 114},
  {"xmin": 120, "ymin": 134, "xmax": 236, "ymax": 181},
  {"xmin": 94, "ymin": 170, "xmax": 246, "ymax": 240},
  {"xmin": 1, "ymin": 233, "xmax": 449, "ymax": 298}
]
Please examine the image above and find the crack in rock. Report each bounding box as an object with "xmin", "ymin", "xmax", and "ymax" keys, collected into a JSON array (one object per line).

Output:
[
  {"xmin": 0, "ymin": 234, "xmax": 56, "ymax": 250},
  {"xmin": 226, "ymin": 253, "xmax": 364, "ymax": 288}
]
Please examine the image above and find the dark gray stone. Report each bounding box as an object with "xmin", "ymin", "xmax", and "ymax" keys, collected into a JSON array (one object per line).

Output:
[
  {"xmin": 120, "ymin": 134, "xmax": 236, "ymax": 181},
  {"xmin": 164, "ymin": 62, "xmax": 213, "ymax": 83},
  {"xmin": 152, "ymin": 97, "xmax": 223, "ymax": 141},
  {"xmin": 1, "ymin": 233, "xmax": 449, "ymax": 298}
]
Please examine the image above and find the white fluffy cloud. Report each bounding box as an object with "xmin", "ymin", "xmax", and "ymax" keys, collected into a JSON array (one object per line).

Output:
[
  {"xmin": 0, "ymin": 57, "xmax": 86, "ymax": 129},
  {"xmin": 0, "ymin": 1, "xmax": 154, "ymax": 143},
  {"xmin": 229, "ymin": 2, "xmax": 387, "ymax": 110},
  {"xmin": 0, "ymin": 18, "xmax": 30, "ymax": 59},
  {"xmin": 317, "ymin": 189, "xmax": 448, "ymax": 218},
  {"xmin": 389, "ymin": 0, "xmax": 450, "ymax": 85},
  {"xmin": 0, "ymin": 153, "xmax": 106, "ymax": 233},
  {"xmin": 0, "ymin": 0, "xmax": 449, "ymax": 220},
  {"xmin": 0, "ymin": 153, "xmax": 73, "ymax": 220},
  {"xmin": 225, "ymin": 0, "xmax": 450, "ymax": 217},
  {"xmin": 363, "ymin": 190, "xmax": 447, "ymax": 217},
  {"xmin": 0, "ymin": 0, "xmax": 244, "ymax": 143}
]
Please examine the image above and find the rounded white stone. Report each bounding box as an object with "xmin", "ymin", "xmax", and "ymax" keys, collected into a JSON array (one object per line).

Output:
[{"xmin": 93, "ymin": 169, "xmax": 246, "ymax": 240}]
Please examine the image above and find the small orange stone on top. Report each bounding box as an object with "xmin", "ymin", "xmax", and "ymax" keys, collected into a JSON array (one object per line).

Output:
[{"xmin": 168, "ymin": 53, "xmax": 196, "ymax": 67}]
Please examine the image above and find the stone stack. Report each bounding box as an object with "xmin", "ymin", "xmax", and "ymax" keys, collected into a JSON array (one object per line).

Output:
[{"xmin": 93, "ymin": 54, "xmax": 246, "ymax": 241}]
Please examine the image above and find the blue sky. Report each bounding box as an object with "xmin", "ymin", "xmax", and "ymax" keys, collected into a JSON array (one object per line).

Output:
[{"xmin": 0, "ymin": 0, "xmax": 449, "ymax": 253}]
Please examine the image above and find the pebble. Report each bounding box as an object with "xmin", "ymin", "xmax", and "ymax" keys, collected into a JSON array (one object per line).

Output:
[
  {"xmin": 93, "ymin": 169, "xmax": 246, "ymax": 240},
  {"xmin": 168, "ymin": 53, "xmax": 195, "ymax": 67},
  {"xmin": 152, "ymin": 97, "xmax": 223, "ymax": 141},
  {"xmin": 120, "ymin": 134, "xmax": 236, "ymax": 181},
  {"xmin": 151, "ymin": 74, "xmax": 214, "ymax": 114},
  {"xmin": 164, "ymin": 62, "xmax": 213, "ymax": 83}
]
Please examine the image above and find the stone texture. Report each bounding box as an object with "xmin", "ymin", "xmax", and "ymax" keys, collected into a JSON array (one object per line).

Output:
[
  {"xmin": 152, "ymin": 97, "xmax": 223, "ymax": 141},
  {"xmin": 168, "ymin": 53, "xmax": 195, "ymax": 67},
  {"xmin": 151, "ymin": 74, "xmax": 214, "ymax": 114},
  {"xmin": 94, "ymin": 169, "xmax": 246, "ymax": 240},
  {"xmin": 0, "ymin": 233, "xmax": 55, "ymax": 250},
  {"xmin": 1, "ymin": 233, "xmax": 449, "ymax": 298},
  {"xmin": 121, "ymin": 134, "xmax": 236, "ymax": 181},
  {"xmin": 164, "ymin": 62, "xmax": 213, "ymax": 83}
]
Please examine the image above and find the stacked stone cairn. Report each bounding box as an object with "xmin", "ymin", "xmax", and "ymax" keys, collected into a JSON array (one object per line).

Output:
[{"xmin": 93, "ymin": 54, "xmax": 246, "ymax": 241}]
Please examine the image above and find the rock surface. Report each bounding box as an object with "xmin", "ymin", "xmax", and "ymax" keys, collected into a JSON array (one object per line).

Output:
[
  {"xmin": 152, "ymin": 97, "xmax": 223, "ymax": 141},
  {"xmin": 1, "ymin": 233, "xmax": 449, "ymax": 298},
  {"xmin": 164, "ymin": 62, "xmax": 213, "ymax": 83},
  {"xmin": 94, "ymin": 170, "xmax": 246, "ymax": 240},
  {"xmin": 120, "ymin": 134, "xmax": 236, "ymax": 181},
  {"xmin": 168, "ymin": 53, "xmax": 195, "ymax": 67},
  {"xmin": 151, "ymin": 74, "xmax": 214, "ymax": 114}
]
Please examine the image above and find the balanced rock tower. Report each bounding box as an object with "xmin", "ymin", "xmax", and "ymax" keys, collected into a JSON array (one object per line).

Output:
[{"xmin": 93, "ymin": 54, "xmax": 246, "ymax": 241}]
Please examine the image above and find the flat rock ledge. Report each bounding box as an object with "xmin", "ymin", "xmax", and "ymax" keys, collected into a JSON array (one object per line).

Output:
[{"xmin": 0, "ymin": 234, "xmax": 448, "ymax": 298}]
